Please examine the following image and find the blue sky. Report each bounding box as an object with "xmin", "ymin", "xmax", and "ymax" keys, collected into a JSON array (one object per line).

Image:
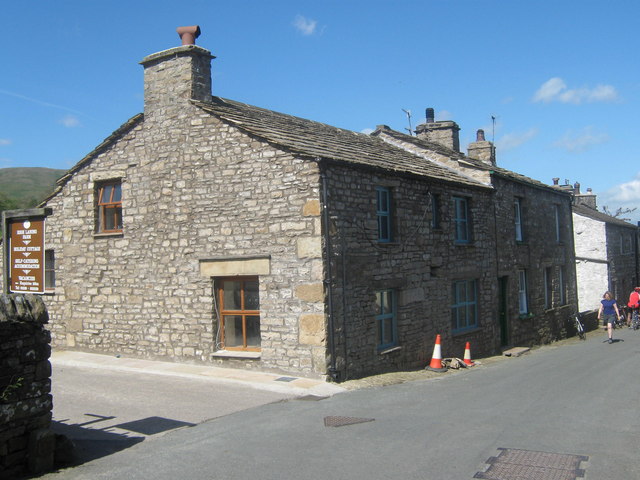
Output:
[{"xmin": 2, "ymin": 1, "xmax": 639, "ymax": 221}]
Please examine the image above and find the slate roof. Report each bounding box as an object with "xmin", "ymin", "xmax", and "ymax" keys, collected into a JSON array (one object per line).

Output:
[
  {"xmin": 573, "ymin": 203, "xmax": 637, "ymax": 228},
  {"xmin": 374, "ymin": 126, "xmax": 572, "ymax": 197},
  {"xmin": 193, "ymin": 97, "xmax": 488, "ymax": 190}
]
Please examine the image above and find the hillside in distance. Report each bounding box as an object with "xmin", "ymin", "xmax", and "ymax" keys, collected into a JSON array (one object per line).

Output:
[{"xmin": 0, "ymin": 167, "xmax": 66, "ymax": 210}]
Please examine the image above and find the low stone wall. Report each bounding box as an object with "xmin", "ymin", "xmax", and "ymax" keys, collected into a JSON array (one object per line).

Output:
[{"xmin": 0, "ymin": 294, "xmax": 54, "ymax": 479}]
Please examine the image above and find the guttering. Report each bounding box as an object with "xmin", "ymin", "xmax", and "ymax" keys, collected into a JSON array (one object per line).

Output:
[{"xmin": 320, "ymin": 164, "xmax": 339, "ymax": 381}]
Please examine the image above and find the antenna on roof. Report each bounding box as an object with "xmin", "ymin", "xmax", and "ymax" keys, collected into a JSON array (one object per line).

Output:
[
  {"xmin": 402, "ymin": 109, "xmax": 413, "ymax": 136},
  {"xmin": 491, "ymin": 115, "xmax": 496, "ymax": 143}
]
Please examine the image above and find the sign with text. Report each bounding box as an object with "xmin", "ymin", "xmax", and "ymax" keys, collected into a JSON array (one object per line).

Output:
[{"xmin": 9, "ymin": 218, "xmax": 45, "ymax": 294}]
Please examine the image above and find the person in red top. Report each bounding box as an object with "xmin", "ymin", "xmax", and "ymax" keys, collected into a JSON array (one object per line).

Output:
[{"xmin": 627, "ymin": 287, "xmax": 640, "ymax": 327}]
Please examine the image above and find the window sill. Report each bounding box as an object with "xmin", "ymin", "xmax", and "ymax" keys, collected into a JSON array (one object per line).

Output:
[
  {"xmin": 519, "ymin": 313, "xmax": 534, "ymax": 320},
  {"xmin": 378, "ymin": 345, "xmax": 401, "ymax": 355},
  {"xmin": 212, "ymin": 350, "xmax": 261, "ymax": 359},
  {"xmin": 452, "ymin": 326, "xmax": 481, "ymax": 337},
  {"xmin": 94, "ymin": 232, "xmax": 123, "ymax": 239}
]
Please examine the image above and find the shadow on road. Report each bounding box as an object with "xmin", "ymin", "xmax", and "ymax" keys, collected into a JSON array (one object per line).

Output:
[{"xmin": 51, "ymin": 415, "xmax": 195, "ymax": 467}]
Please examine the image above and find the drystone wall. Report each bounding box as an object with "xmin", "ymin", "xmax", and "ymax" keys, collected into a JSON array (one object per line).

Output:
[{"xmin": 0, "ymin": 294, "xmax": 55, "ymax": 479}]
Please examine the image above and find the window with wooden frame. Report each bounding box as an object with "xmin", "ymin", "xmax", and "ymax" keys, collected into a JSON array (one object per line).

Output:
[
  {"xmin": 97, "ymin": 180, "xmax": 123, "ymax": 233},
  {"xmin": 216, "ymin": 277, "xmax": 261, "ymax": 351}
]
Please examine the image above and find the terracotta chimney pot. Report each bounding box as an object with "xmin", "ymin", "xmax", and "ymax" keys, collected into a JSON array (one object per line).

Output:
[
  {"xmin": 177, "ymin": 25, "xmax": 201, "ymax": 45},
  {"xmin": 476, "ymin": 129, "xmax": 486, "ymax": 142}
]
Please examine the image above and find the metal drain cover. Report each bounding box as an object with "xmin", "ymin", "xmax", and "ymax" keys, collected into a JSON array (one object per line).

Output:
[
  {"xmin": 475, "ymin": 448, "xmax": 588, "ymax": 479},
  {"xmin": 323, "ymin": 416, "xmax": 374, "ymax": 427}
]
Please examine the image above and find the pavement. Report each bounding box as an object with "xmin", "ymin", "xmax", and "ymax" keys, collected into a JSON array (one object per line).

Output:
[{"xmin": 51, "ymin": 350, "xmax": 347, "ymax": 398}]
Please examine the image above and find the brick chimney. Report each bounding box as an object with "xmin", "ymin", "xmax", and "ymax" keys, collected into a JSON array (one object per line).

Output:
[
  {"xmin": 467, "ymin": 129, "xmax": 496, "ymax": 166},
  {"xmin": 139, "ymin": 26, "xmax": 214, "ymax": 120},
  {"xmin": 573, "ymin": 183, "xmax": 598, "ymax": 209},
  {"xmin": 414, "ymin": 108, "xmax": 461, "ymax": 152}
]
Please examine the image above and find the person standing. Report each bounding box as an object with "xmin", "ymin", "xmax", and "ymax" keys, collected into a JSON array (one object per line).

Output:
[
  {"xmin": 627, "ymin": 287, "xmax": 640, "ymax": 327},
  {"xmin": 598, "ymin": 291, "xmax": 620, "ymax": 344}
]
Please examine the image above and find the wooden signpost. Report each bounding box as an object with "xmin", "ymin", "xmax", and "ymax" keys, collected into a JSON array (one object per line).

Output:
[
  {"xmin": 9, "ymin": 218, "xmax": 45, "ymax": 294},
  {"xmin": 2, "ymin": 209, "xmax": 50, "ymax": 295}
]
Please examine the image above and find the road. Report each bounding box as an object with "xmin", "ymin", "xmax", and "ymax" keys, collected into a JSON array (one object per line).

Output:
[
  {"xmin": 42, "ymin": 327, "xmax": 640, "ymax": 479},
  {"xmin": 49, "ymin": 360, "xmax": 299, "ymax": 464}
]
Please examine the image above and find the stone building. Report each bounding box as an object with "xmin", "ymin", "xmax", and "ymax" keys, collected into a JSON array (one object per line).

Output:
[
  {"xmin": 1, "ymin": 27, "xmax": 582, "ymax": 381},
  {"xmin": 567, "ymin": 185, "xmax": 639, "ymax": 312},
  {"xmin": 5, "ymin": 27, "xmax": 511, "ymax": 381},
  {"xmin": 374, "ymin": 118, "xmax": 579, "ymax": 347}
]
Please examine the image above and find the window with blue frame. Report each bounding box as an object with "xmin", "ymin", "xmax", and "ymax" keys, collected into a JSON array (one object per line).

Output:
[
  {"xmin": 431, "ymin": 192, "xmax": 441, "ymax": 229},
  {"xmin": 452, "ymin": 279, "xmax": 478, "ymax": 332},
  {"xmin": 376, "ymin": 187, "xmax": 392, "ymax": 242},
  {"xmin": 452, "ymin": 196, "xmax": 470, "ymax": 244},
  {"xmin": 375, "ymin": 289, "xmax": 397, "ymax": 349}
]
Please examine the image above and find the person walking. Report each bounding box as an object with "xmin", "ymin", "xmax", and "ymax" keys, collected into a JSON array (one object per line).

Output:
[
  {"xmin": 598, "ymin": 291, "xmax": 621, "ymax": 344},
  {"xmin": 627, "ymin": 287, "xmax": 640, "ymax": 327}
]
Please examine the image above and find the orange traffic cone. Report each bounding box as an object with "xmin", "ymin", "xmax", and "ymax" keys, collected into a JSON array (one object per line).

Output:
[
  {"xmin": 426, "ymin": 334, "xmax": 448, "ymax": 372},
  {"xmin": 463, "ymin": 341, "xmax": 475, "ymax": 366}
]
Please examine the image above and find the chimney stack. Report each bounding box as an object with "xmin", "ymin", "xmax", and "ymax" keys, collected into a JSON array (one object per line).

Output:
[
  {"xmin": 140, "ymin": 26, "xmax": 214, "ymax": 119},
  {"xmin": 414, "ymin": 107, "xmax": 461, "ymax": 152},
  {"xmin": 467, "ymin": 128, "xmax": 496, "ymax": 166}
]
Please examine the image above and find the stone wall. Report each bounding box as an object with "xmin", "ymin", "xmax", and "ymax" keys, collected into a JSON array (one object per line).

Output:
[
  {"xmin": 491, "ymin": 175, "xmax": 578, "ymax": 347},
  {"xmin": 0, "ymin": 294, "xmax": 54, "ymax": 478},
  {"xmin": 323, "ymin": 162, "xmax": 499, "ymax": 380},
  {"xmin": 605, "ymin": 222, "xmax": 638, "ymax": 303},
  {"xmin": 43, "ymin": 105, "xmax": 327, "ymax": 377}
]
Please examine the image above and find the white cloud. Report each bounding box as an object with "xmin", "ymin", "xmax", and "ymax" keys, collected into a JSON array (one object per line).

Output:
[
  {"xmin": 552, "ymin": 126, "xmax": 609, "ymax": 153},
  {"xmin": 598, "ymin": 177, "xmax": 640, "ymax": 223},
  {"xmin": 361, "ymin": 128, "xmax": 375, "ymax": 135},
  {"xmin": 293, "ymin": 15, "xmax": 317, "ymax": 35},
  {"xmin": 0, "ymin": 139, "xmax": 11, "ymax": 146},
  {"xmin": 59, "ymin": 115, "xmax": 80, "ymax": 128},
  {"xmin": 604, "ymin": 175, "xmax": 640, "ymax": 203},
  {"xmin": 0, "ymin": 88, "xmax": 84, "ymax": 115},
  {"xmin": 533, "ymin": 77, "xmax": 619, "ymax": 104},
  {"xmin": 496, "ymin": 128, "xmax": 538, "ymax": 151}
]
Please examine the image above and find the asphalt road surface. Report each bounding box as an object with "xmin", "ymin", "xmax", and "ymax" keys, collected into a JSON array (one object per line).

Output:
[{"xmin": 42, "ymin": 327, "xmax": 640, "ymax": 479}]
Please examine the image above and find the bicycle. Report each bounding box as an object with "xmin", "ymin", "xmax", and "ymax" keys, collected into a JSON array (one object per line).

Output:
[{"xmin": 574, "ymin": 315, "xmax": 586, "ymax": 340}]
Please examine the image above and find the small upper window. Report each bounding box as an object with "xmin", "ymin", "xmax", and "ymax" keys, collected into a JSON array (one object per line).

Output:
[
  {"xmin": 97, "ymin": 181, "xmax": 123, "ymax": 233},
  {"xmin": 431, "ymin": 193, "xmax": 441, "ymax": 229},
  {"xmin": 514, "ymin": 198, "xmax": 523, "ymax": 242},
  {"xmin": 554, "ymin": 205, "xmax": 561, "ymax": 243},
  {"xmin": 453, "ymin": 196, "xmax": 471, "ymax": 244},
  {"xmin": 376, "ymin": 187, "xmax": 393, "ymax": 242}
]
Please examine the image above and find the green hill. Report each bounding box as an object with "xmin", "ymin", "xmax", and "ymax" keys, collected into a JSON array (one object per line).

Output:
[{"xmin": 0, "ymin": 167, "xmax": 66, "ymax": 210}]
